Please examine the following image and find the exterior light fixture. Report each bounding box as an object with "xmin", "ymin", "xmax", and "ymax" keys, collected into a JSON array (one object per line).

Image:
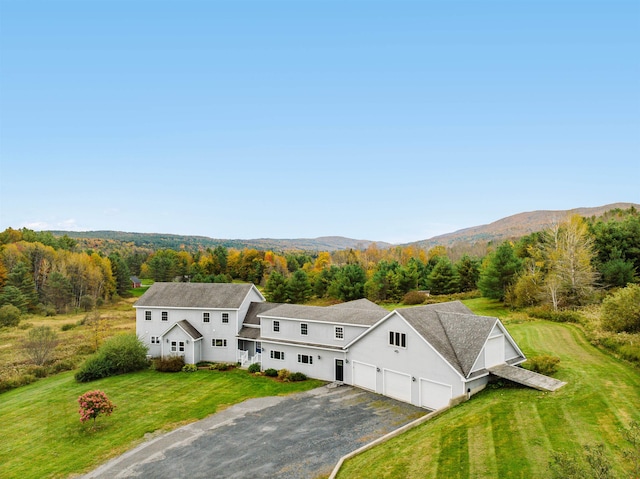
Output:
[
  {"xmin": 376, "ymin": 367, "xmax": 380, "ymax": 372},
  {"xmin": 412, "ymin": 377, "xmax": 416, "ymax": 382},
  {"xmin": 317, "ymin": 355, "xmax": 321, "ymax": 360},
  {"xmin": 345, "ymin": 359, "xmax": 349, "ymax": 363}
]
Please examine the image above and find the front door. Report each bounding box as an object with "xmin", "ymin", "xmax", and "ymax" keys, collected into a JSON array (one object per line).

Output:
[{"xmin": 335, "ymin": 359, "xmax": 344, "ymax": 382}]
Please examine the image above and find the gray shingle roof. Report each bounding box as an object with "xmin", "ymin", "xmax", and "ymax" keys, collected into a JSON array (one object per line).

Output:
[
  {"xmin": 329, "ymin": 298, "xmax": 387, "ymax": 312},
  {"xmin": 134, "ymin": 282, "xmax": 255, "ymax": 309},
  {"xmin": 260, "ymin": 303, "xmax": 386, "ymax": 326},
  {"xmin": 237, "ymin": 326, "xmax": 261, "ymax": 340},
  {"xmin": 170, "ymin": 319, "xmax": 203, "ymax": 340},
  {"xmin": 397, "ymin": 301, "xmax": 497, "ymax": 377},
  {"xmin": 244, "ymin": 302, "xmax": 284, "ymax": 325}
]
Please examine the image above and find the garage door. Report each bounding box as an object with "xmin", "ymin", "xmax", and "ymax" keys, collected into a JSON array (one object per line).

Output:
[
  {"xmin": 485, "ymin": 335, "xmax": 505, "ymax": 367},
  {"xmin": 352, "ymin": 361, "xmax": 376, "ymax": 392},
  {"xmin": 420, "ymin": 379, "xmax": 452, "ymax": 410},
  {"xmin": 383, "ymin": 369, "xmax": 411, "ymax": 403}
]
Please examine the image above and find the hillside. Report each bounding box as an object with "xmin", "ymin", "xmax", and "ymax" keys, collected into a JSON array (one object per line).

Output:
[
  {"xmin": 45, "ymin": 230, "xmax": 393, "ymax": 252},
  {"xmin": 405, "ymin": 202, "xmax": 639, "ymax": 250},
  {"xmin": 47, "ymin": 202, "xmax": 638, "ymax": 253}
]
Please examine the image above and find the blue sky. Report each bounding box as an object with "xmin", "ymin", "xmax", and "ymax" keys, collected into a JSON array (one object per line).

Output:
[{"xmin": 1, "ymin": 0, "xmax": 638, "ymax": 244}]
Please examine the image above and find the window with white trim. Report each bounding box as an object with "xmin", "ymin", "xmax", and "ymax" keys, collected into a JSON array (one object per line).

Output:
[
  {"xmin": 335, "ymin": 326, "xmax": 344, "ymax": 340},
  {"xmin": 161, "ymin": 311, "xmax": 168, "ymax": 321},
  {"xmin": 222, "ymin": 313, "xmax": 229, "ymax": 323},
  {"xmin": 171, "ymin": 341, "xmax": 177, "ymax": 352},
  {"xmin": 270, "ymin": 350, "xmax": 285, "ymax": 360},
  {"xmin": 300, "ymin": 323, "xmax": 308, "ymax": 335},
  {"xmin": 151, "ymin": 336, "xmax": 160, "ymax": 344},
  {"xmin": 212, "ymin": 338, "xmax": 228, "ymax": 347},
  {"xmin": 145, "ymin": 311, "xmax": 151, "ymax": 321},
  {"xmin": 389, "ymin": 331, "xmax": 407, "ymax": 348},
  {"xmin": 297, "ymin": 354, "xmax": 313, "ymax": 364},
  {"xmin": 179, "ymin": 341, "xmax": 185, "ymax": 352},
  {"xmin": 203, "ymin": 312, "xmax": 210, "ymax": 323},
  {"xmin": 273, "ymin": 320, "xmax": 280, "ymax": 332}
]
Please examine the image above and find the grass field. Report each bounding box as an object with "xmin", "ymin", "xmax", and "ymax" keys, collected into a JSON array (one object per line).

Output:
[
  {"xmin": 0, "ymin": 368, "xmax": 323, "ymax": 479},
  {"xmin": 336, "ymin": 309, "xmax": 640, "ymax": 478}
]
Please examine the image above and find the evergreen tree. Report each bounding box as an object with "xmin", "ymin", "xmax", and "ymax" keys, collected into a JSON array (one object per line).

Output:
[
  {"xmin": 0, "ymin": 285, "xmax": 29, "ymax": 312},
  {"xmin": 427, "ymin": 257, "xmax": 459, "ymax": 294},
  {"xmin": 264, "ymin": 271, "xmax": 288, "ymax": 303},
  {"xmin": 109, "ymin": 253, "xmax": 131, "ymax": 297},
  {"xmin": 455, "ymin": 255, "xmax": 480, "ymax": 292},
  {"xmin": 7, "ymin": 262, "xmax": 38, "ymax": 311},
  {"xmin": 478, "ymin": 242, "xmax": 522, "ymax": 301},
  {"xmin": 286, "ymin": 269, "xmax": 312, "ymax": 304},
  {"xmin": 327, "ymin": 264, "xmax": 367, "ymax": 301}
]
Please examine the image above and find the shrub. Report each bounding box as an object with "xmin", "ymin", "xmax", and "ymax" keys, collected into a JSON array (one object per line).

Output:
[
  {"xmin": 402, "ymin": 291, "xmax": 428, "ymax": 305},
  {"xmin": 0, "ymin": 373, "xmax": 36, "ymax": 393},
  {"xmin": 78, "ymin": 390, "xmax": 115, "ymax": 426},
  {"xmin": 248, "ymin": 363, "xmax": 261, "ymax": 373},
  {"xmin": 79, "ymin": 295, "xmax": 95, "ymax": 312},
  {"xmin": 0, "ymin": 304, "xmax": 21, "ymax": 328},
  {"xmin": 277, "ymin": 369, "xmax": 291, "ymax": 381},
  {"xmin": 196, "ymin": 361, "xmax": 212, "ymax": 367},
  {"xmin": 153, "ymin": 356, "xmax": 185, "ymax": 372},
  {"xmin": 209, "ymin": 362, "xmax": 233, "ymax": 371},
  {"xmin": 26, "ymin": 365, "xmax": 48, "ymax": 378},
  {"xmin": 182, "ymin": 363, "xmax": 198, "ymax": 372},
  {"xmin": 524, "ymin": 355, "xmax": 561, "ymax": 376},
  {"xmin": 23, "ymin": 326, "xmax": 59, "ymax": 366},
  {"xmin": 75, "ymin": 334, "xmax": 149, "ymax": 382},
  {"xmin": 527, "ymin": 307, "xmax": 582, "ymax": 323},
  {"xmin": 52, "ymin": 359, "xmax": 76, "ymax": 373},
  {"xmin": 264, "ymin": 368, "xmax": 278, "ymax": 377},
  {"xmin": 601, "ymin": 284, "xmax": 640, "ymax": 333},
  {"xmin": 61, "ymin": 323, "xmax": 76, "ymax": 331},
  {"xmin": 38, "ymin": 303, "xmax": 57, "ymax": 317},
  {"xmin": 289, "ymin": 372, "xmax": 307, "ymax": 382}
]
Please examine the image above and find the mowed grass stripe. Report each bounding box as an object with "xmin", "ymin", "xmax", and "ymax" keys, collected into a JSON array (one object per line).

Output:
[
  {"xmin": 337, "ymin": 317, "xmax": 640, "ymax": 479},
  {"xmin": 436, "ymin": 424, "xmax": 469, "ymax": 478}
]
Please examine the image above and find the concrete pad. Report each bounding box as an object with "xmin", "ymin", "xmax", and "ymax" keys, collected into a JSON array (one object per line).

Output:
[{"xmin": 82, "ymin": 385, "xmax": 425, "ymax": 479}]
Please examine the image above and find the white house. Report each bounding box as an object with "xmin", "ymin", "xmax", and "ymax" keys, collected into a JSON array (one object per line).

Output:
[{"xmin": 135, "ymin": 283, "xmax": 528, "ymax": 410}]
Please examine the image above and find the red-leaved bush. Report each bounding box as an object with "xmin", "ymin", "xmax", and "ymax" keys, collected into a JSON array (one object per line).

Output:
[{"xmin": 78, "ymin": 390, "xmax": 115, "ymax": 426}]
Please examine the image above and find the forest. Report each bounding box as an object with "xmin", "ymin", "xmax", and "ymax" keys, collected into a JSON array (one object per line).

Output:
[{"xmin": 0, "ymin": 207, "xmax": 638, "ymax": 330}]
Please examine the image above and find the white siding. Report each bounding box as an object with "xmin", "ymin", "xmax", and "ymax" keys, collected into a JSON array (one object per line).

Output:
[
  {"xmin": 260, "ymin": 341, "xmax": 345, "ymax": 382},
  {"xmin": 485, "ymin": 335, "xmax": 505, "ymax": 367},
  {"xmin": 420, "ymin": 379, "xmax": 452, "ymax": 410},
  {"xmin": 348, "ymin": 312, "xmax": 464, "ymax": 407},
  {"xmin": 260, "ymin": 317, "xmax": 367, "ymax": 348}
]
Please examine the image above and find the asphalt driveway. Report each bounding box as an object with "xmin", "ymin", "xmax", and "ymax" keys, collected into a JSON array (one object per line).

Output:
[{"xmin": 83, "ymin": 384, "xmax": 425, "ymax": 479}]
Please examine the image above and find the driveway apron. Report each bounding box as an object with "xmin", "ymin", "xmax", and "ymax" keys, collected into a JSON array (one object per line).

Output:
[{"xmin": 83, "ymin": 385, "xmax": 425, "ymax": 479}]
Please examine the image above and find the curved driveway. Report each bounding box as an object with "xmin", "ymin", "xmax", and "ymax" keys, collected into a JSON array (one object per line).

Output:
[{"xmin": 83, "ymin": 384, "xmax": 425, "ymax": 479}]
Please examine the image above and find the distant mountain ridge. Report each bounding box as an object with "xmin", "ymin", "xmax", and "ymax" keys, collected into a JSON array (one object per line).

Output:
[
  {"xmin": 48, "ymin": 202, "xmax": 638, "ymax": 252},
  {"xmin": 404, "ymin": 202, "xmax": 639, "ymax": 250}
]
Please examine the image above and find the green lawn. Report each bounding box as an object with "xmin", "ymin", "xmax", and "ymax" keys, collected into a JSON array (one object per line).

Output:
[
  {"xmin": 337, "ymin": 319, "xmax": 640, "ymax": 478},
  {"xmin": 0, "ymin": 368, "xmax": 323, "ymax": 479}
]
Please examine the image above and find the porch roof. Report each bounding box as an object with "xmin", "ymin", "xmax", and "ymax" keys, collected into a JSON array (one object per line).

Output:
[
  {"xmin": 237, "ymin": 326, "xmax": 261, "ymax": 340},
  {"xmin": 160, "ymin": 319, "xmax": 204, "ymax": 341}
]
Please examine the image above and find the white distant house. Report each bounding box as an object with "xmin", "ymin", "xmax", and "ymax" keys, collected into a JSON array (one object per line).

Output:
[{"xmin": 135, "ymin": 282, "xmax": 529, "ymax": 410}]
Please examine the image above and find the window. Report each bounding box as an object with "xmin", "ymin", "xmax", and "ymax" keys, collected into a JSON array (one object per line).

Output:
[
  {"xmin": 161, "ymin": 311, "xmax": 168, "ymax": 322},
  {"xmin": 212, "ymin": 338, "xmax": 227, "ymax": 347},
  {"xmin": 171, "ymin": 341, "xmax": 177, "ymax": 352},
  {"xmin": 335, "ymin": 326, "xmax": 344, "ymax": 340},
  {"xmin": 389, "ymin": 331, "xmax": 407, "ymax": 348},
  {"xmin": 145, "ymin": 311, "xmax": 151, "ymax": 321},
  {"xmin": 270, "ymin": 350, "xmax": 285, "ymax": 360},
  {"xmin": 151, "ymin": 336, "xmax": 160, "ymax": 344},
  {"xmin": 179, "ymin": 341, "xmax": 185, "ymax": 352},
  {"xmin": 297, "ymin": 354, "xmax": 313, "ymax": 364},
  {"xmin": 203, "ymin": 312, "xmax": 210, "ymax": 323},
  {"xmin": 300, "ymin": 323, "xmax": 308, "ymax": 335},
  {"xmin": 222, "ymin": 313, "xmax": 229, "ymax": 324},
  {"xmin": 273, "ymin": 320, "xmax": 280, "ymax": 332}
]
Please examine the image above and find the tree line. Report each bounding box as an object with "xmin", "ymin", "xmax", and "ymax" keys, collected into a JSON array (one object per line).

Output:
[{"xmin": 0, "ymin": 207, "xmax": 638, "ymax": 323}]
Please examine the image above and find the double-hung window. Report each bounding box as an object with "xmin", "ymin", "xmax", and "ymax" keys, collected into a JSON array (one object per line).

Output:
[
  {"xmin": 222, "ymin": 313, "xmax": 229, "ymax": 324},
  {"xmin": 179, "ymin": 341, "xmax": 185, "ymax": 352},
  {"xmin": 171, "ymin": 341, "xmax": 177, "ymax": 352},
  {"xmin": 273, "ymin": 320, "xmax": 280, "ymax": 332},
  {"xmin": 145, "ymin": 311, "xmax": 151, "ymax": 321},
  {"xmin": 335, "ymin": 326, "xmax": 344, "ymax": 340},
  {"xmin": 151, "ymin": 336, "xmax": 160, "ymax": 344},
  {"xmin": 300, "ymin": 323, "xmax": 308, "ymax": 336},
  {"xmin": 161, "ymin": 311, "xmax": 168, "ymax": 322},
  {"xmin": 389, "ymin": 331, "xmax": 407, "ymax": 348},
  {"xmin": 203, "ymin": 312, "xmax": 210, "ymax": 323}
]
